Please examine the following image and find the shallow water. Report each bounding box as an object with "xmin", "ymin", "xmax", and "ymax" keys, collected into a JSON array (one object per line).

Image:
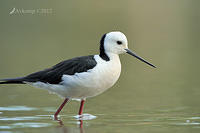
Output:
[
  {"xmin": 1, "ymin": 0, "xmax": 200, "ymax": 133},
  {"xmin": 1, "ymin": 105, "xmax": 200, "ymax": 133}
]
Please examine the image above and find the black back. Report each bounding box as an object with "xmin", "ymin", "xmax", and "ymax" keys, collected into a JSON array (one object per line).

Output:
[
  {"xmin": 0, "ymin": 55, "xmax": 97, "ymax": 84},
  {"xmin": 24, "ymin": 55, "xmax": 97, "ymax": 84}
]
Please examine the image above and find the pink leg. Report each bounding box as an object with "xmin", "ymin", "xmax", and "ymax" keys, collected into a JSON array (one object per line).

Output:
[
  {"xmin": 79, "ymin": 120, "xmax": 83, "ymax": 131},
  {"xmin": 54, "ymin": 98, "xmax": 69, "ymax": 119},
  {"xmin": 78, "ymin": 99, "xmax": 85, "ymax": 115}
]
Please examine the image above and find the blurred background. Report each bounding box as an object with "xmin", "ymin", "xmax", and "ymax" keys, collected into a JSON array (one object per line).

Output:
[{"xmin": 0, "ymin": 0, "xmax": 200, "ymax": 133}]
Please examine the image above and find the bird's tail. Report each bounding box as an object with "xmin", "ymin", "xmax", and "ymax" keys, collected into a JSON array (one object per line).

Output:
[{"xmin": 0, "ymin": 77, "xmax": 25, "ymax": 84}]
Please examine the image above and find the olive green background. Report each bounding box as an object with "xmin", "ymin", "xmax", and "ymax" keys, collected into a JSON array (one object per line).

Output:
[{"xmin": 0, "ymin": 0, "xmax": 200, "ymax": 133}]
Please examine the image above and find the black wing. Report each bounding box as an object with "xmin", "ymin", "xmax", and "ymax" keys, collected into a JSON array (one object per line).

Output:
[{"xmin": 0, "ymin": 55, "xmax": 97, "ymax": 84}]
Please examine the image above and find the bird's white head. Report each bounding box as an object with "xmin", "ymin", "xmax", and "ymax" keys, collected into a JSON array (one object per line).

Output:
[
  {"xmin": 103, "ymin": 31, "xmax": 128, "ymax": 54},
  {"xmin": 100, "ymin": 31, "xmax": 156, "ymax": 68}
]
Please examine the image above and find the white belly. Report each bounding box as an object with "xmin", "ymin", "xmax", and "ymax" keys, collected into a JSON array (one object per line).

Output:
[{"xmin": 30, "ymin": 55, "xmax": 121, "ymax": 99}]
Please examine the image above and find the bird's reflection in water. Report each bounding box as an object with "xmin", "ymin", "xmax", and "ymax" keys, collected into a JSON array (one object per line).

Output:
[{"xmin": 55, "ymin": 118, "xmax": 84, "ymax": 133}]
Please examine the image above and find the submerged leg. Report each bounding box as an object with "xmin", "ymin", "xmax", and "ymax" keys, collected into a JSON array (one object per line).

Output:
[
  {"xmin": 54, "ymin": 98, "xmax": 69, "ymax": 119},
  {"xmin": 78, "ymin": 99, "xmax": 85, "ymax": 115}
]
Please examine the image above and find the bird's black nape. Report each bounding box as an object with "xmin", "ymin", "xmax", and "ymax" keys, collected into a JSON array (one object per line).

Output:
[{"xmin": 99, "ymin": 33, "xmax": 110, "ymax": 61}]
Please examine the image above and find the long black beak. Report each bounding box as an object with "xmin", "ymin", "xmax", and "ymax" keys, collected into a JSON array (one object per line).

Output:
[{"xmin": 125, "ymin": 49, "xmax": 156, "ymax": 68}]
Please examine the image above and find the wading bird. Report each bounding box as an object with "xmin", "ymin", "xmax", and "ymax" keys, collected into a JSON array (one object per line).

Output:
[{"xmin": 0, "ymin": 31, "xmax": 155, "ymax": 119}]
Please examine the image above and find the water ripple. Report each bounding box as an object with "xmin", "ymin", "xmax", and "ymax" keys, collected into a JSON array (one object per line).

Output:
[
  {"xmin": 0, "ymin": 106, "xmax": 37, "ymax": 111},
  {"xmin": 0, "ymin": 116, "xmax": 42, "ymax": 121},
  {"xmin": 11, "ymin": 122, "xmax": 52, "ymax": 128},
  {"xmin": 0, "ymin": 122, "xmax": 52, "ymax": 129},
  {"xmin": 73, "ymin": 113, "xmax": 97, "ymax": 120}
]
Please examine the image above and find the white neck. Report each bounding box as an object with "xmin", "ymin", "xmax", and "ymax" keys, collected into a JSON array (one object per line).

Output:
[{"xmin": 105, "ymin": 52, "xmax": 120, "ymax": 61}]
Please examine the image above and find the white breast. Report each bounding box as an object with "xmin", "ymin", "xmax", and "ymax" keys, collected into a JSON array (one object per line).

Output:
[{"xmin": 30, "ymin": 54, "xmax": 121, "ymax": 99}]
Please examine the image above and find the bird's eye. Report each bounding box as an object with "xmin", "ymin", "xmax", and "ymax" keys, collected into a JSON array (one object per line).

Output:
[{"xmin": 117, "ymin": 41, "xmax": 122, "ymax": 45}]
